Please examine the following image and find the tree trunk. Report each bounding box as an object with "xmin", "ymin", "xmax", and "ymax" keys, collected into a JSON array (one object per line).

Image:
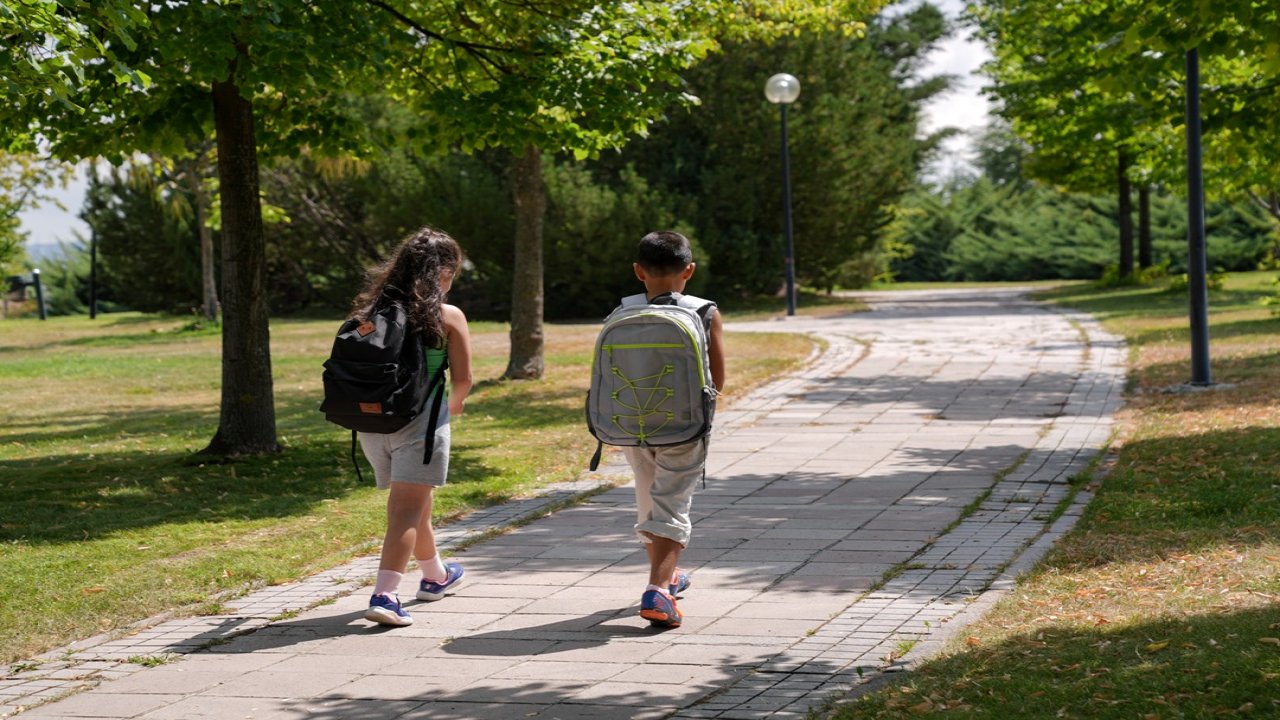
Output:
[
  {"xmin": 1138, "ymin": 185, "xmax": 1152, "ymax": 269},
  {"xmin": 1117, "ymin": 149, "xmax": 1134, "ymax": 278},
  {"xmin": 183, "ymin": 158, "xmax": 219, "ymax": 322},
  {"xmin": 503, "ymin": 144, "xmax": 546, "ymax": 380},
  {"xmin": 203, "ymin": 66, "xmax": 279, "ymax": 457}
]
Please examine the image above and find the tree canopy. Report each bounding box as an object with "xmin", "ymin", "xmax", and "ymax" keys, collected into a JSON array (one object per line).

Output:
[
  {"xmin": 1, "ymin": 0, "xmax": 889, "ymax": 455},
  {"xmin": 970, "ymin": 0, "xmax": 1280, "ymax": 205}
]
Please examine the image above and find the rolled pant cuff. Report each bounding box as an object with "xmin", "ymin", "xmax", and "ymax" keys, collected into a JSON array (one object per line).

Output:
[{"xmin": 636, "ymin": 520, "xmax": 690, "ymax": 547}]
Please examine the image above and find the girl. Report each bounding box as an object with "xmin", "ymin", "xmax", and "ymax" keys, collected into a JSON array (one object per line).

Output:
[{"xmin": 351, "ymin": 226, "xmax": 472, "ymax": 627}]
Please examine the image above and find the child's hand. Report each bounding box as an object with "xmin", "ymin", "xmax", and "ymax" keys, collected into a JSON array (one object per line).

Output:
[{"xmin": 449, "ymin": 397, "xmax": 466, "ymax": 416}]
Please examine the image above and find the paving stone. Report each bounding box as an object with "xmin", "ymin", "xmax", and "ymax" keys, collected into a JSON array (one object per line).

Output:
[{"xmin": 5, "ymin": 290, "xmax": 1125, "ymax": 720}]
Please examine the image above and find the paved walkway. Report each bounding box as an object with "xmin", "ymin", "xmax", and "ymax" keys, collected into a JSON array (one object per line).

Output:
[{"xmin": 4, "ymin": 289, "xmax": 1125, "ymax": 720}]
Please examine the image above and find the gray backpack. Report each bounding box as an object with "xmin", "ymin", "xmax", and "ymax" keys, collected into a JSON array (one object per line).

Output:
[{"xmin": 587, "ymin": 291, "xmax": 716, "ymax": 470}]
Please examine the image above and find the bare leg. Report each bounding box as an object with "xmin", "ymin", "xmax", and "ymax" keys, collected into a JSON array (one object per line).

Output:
[
  {"xmin": 411, "ymin": 487, "xmax": 438, "ymax": 565},
  {"xmin": 645, "ymin": 533, "xmax": 683, "ymax": 588},
  {"xmin": 379, "ymin": 483, "xmax": 433, "ymax": 573}
]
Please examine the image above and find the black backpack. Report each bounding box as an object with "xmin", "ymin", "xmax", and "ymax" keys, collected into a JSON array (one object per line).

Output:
[{"xmin": 319, "ymin": 302, "xmax": 449, "ymax": 480}]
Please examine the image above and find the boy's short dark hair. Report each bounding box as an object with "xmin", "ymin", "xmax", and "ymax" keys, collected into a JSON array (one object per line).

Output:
[{"xmin": 637, "ymin": 231, "xmax": 693, "ymax": 275}]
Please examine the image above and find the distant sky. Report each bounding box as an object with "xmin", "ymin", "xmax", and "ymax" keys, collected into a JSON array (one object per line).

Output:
[
  {"xmin": 18, "ymin": 164, "xmax": 91, "ymax": 260},
  {"xmin": 17, "ymin": 0, "xmax": 992, "ymax": 254},
  {"xmin": 915, "ymin": 0, "xmax": 994, "ymax": 181}
]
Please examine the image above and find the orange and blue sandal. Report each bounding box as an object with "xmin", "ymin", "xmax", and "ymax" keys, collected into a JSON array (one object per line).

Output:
[
  {"xmin": 670, "ymin": 569, "xmax": 692, "ymax": 598},
  {"xmin": 640, "ymin": 589, "xmax": 683, "ymax": 628}
]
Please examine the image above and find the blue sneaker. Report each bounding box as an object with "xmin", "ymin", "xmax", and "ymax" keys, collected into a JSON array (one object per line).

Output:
[
  {"xmin": 365, "ymin": 593, "xmax": 412, "ymax": 627},
  {"xmin": 670, "ymin": 569, "xmax": 692, "ymax": 598},
  {"xmin": 640, "ymin": 589, "xmax": 683, "ymax": 628},
  {"xmin": 416, "ymin": 562, "xmax": 465, "ymax": 602}
]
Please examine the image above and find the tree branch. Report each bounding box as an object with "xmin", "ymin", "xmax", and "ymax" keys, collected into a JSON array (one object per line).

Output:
[
  {"xmin": 366, "ymin": 0, "xmax": 536, "ymax": 75},
  {"xmin": 1247, "ymin": 189, "xmax": 1280, "ymax": 223}
]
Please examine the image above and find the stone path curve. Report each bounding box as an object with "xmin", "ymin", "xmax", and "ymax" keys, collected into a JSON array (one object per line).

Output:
[{"xmin": 3, "ymin": 288, "xmax": 1125, "ymax": 720}]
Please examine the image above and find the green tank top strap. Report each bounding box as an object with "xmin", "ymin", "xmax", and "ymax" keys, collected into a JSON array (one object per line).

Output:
[{"xmin": 425, "ymin": 345, "xmax": 447, "ymax": 389}]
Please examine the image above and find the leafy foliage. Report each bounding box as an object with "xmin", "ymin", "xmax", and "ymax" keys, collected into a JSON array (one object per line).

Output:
[
  {"xmin": 80, "ymin": 165, "xmax": 203, "ymax": 313},
  {"xmin": 970, "ymin": 0, "xmax": 1280, "ymax": 202},
  {"xmin": 6, "ymin": 1, "xmax": 896, "ymax": 447},
  {"xmin": 0, "ymin": 1, "xmax": 149, "ymax": 111},
  {"xmin": 543, "ymin": 161, "xmax": 690, "ymax": 319},
  {"xmin": 610, "ymin": 5, "xmax": 953, "ymax": 297},
  {"xmin": 262, "ymin": 148, "xmax": 690, "ymax": 321},
  {"xmin": 890, "ymin": 178, "xmax": 1277, "ymax": 283},
  {"xmin": 25, "ymin": 236, "xmax": 128, "ymax": 316},
  {"xmin": 66, "ymin": 6, "xmax": 946, "ymax": 318}
]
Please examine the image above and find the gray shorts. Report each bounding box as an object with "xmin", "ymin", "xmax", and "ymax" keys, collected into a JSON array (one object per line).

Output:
[{"xmin": 357, "ymin": 401, "xmax": 450, "ymax": 489}]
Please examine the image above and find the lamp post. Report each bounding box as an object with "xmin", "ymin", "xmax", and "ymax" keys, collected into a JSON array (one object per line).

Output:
[
  {"xmin": 765, "ymin": 73, "xmax": 800, "ymax": 316},
  {"xmin": 1184, "ymin": 48, "xmax": 1211, "ymax": 386}
]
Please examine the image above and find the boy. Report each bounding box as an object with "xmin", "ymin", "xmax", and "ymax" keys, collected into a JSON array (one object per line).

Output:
[{"xmin": 624, "ymin": 230, "xmax": 726, "ymax": 628}]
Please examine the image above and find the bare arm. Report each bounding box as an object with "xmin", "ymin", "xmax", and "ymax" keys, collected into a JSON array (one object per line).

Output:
[
  {"xmin": 443, "ymin": 304, "xmax": 473, "ymax": 415},
  {"xmin": 707, "ymin": 307, "xmax": 726, "ymax": 393}
]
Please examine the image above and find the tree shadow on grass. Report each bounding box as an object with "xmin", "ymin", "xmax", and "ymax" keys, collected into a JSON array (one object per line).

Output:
[
  {"xmin": 829, "ymin": 605, "xmax": 1280, "ymax": 720},
  {"xmin": 0, "ymin": 323, "xmax": 217, "ymax": 355},
  {"xmin": 1132, "ymin": 315, "xmax": 1280, "ymax": 346},
  {"xmin": 0, "ymin": 437, "xmax": 498, "ymax": 545},
  {"xmin": 0, "ymin": 389, "xmax": 506, "ymax": 544},
  {"xmin": 1048, "ymin": 425, "xmax": 1280, "ymax": 570},
  {"xmin": 1041, "ymin": 284, "xmax": 1274, "ymax": 320},
  {"xmin": 1139, "ymin": 349, "xmax": 1280, "ymax": 395}
]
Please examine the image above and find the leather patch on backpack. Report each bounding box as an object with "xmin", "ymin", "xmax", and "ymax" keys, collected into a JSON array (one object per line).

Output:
[
  {"xmin": 359, "ymin": 402, "xmax": 382, "ymax": 414},
  {"xmin": 356, "ymin": 321, "xmax": 376, "ymax": 337}
]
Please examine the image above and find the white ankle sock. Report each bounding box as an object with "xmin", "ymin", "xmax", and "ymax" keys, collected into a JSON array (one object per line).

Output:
[
  {"xmin": 420, "ymin": 554, "xmax": 448, "ymax": 583},
  {"xmin": 645, "ymin": 584, "xmax": 667, "ymax": 595},
  {"xmin": 374, "ymin": 570, "xmax": 403, "ymax": 596}
]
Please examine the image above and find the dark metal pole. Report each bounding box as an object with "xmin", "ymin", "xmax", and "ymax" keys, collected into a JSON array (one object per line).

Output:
[
  {"xmin": 1185, "ymin": 48, "xmax": 1211, "ymax": 385},
  {"xmin": 32, "ymin": 268, "xmax": 46, "ymax": 320},
  {"xmin": 780, "ymin": 103, "xmax": 796, "ymax": 317},
  {"xmin": 89, "ymin": 233, "xmax": 97, "ymax": 319},
  {"xmin": 1138, "ymin": 185, "xmax": 1152, "ymax": 269},
  {"xmin": 1117, "ymin": 149, "xmax": 1134, "ymax": 278}
]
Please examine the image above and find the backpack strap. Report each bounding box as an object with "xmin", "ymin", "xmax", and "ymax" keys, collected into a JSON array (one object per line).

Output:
[
  {"xmin": 672, "ymin": 292, "xmax": 716, "ymax": 323},
  {"xmin": 620, "ymin": 293, "xmax": 649, "ymax": 308},
  {"xmin": 420, "ymin": 354, "xmax": 450, "ymax": 466},
  {"xmin": 589, "ymin": 439, "xmax": 604, "ymax": 471},
  {"xmin": 351, "ymin": 430, "xmax": 364, "ymax": 484},
  {"xmin": 625, "ymin": 291, "xmax": 716, "ymax": 316}
]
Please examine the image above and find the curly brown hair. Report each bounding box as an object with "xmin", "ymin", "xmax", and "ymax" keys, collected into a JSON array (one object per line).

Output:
[{"xmin": 350, "ymin": 226, "xmax": 463, "ymax": 347}]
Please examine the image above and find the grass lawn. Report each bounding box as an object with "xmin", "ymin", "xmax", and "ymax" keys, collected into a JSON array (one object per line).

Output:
[
  {"xmin": 826, "ymin": 270, "xmax": 1280, "ymax": 719},
  {"xmin": 0, "ymin": 307, "xmax": 815, "ymax": 665}
]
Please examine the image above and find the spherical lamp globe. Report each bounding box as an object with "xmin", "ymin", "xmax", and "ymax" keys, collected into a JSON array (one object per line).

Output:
[{"xmin": 764, "ymin": 73, "xmax": 801, "ymax": 104}]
